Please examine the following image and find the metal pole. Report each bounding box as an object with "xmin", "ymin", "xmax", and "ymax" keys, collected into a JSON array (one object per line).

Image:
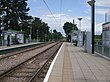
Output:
[
  {"xmin": 87, "ymin": 0, "xmax": 95, "ymax": 54},
  {"xmin": 91, "ymin": 0, "xmax": 95, "ymax": 54},
  {"xmin": 79, "ymin": 20, "xmax": 81, "ymax": 31},
  {"xmin": 1, "ymin": 14, "xmax": 5, "ymax": 46},
  {"xmin": 37, "ymin": 29, "xmax": 38, "ymax": 42},
  {"xmin": 105, "ymin": 13, "xmax": 107, "ymax": 23},
  {"xmin": 78, "ymin": 18, "xmax": 82, "ymax": 31},
  {"xmin": 20, "ymin": 23, "xmax": 22, "ymax": 32},
  {"xmin": 1, "ymin": 16, "xmax": 4, "ymax": 46},
  {"xmin": 30, "ymin": 26, "xmax": 32, "ymax": 42},
  {"xmin": 45, "ymin": 34, "xmax": 46, "ymax": 42},
  {"xmin": 73, "ymin": 19, "xmax": 75, "ymax": 30}
]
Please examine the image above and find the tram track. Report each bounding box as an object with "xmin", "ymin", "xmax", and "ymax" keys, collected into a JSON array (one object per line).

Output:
[
  {"xmin": 0, "ymin": 42, "xmax": 62, "ymax": 82},
  {"xmin": 0, "ymin": 42, "xmax": 57, "ymax": 76},
  {"xmin": 0, "ymin": 43, "xmax": 49, "ymax": 60}
]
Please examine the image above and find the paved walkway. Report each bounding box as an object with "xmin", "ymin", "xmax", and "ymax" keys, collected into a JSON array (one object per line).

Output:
[
  {"xmin": 44, "ymin": 42, "xmax": 110, "ymax": 82},
  {"xmin": 0, "ymin": 42, "xmax": 42, "ymax": 50}
]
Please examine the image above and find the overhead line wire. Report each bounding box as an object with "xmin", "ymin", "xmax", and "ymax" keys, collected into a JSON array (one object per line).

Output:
[
  {"xmin": 43, "ymin": 0, "xmax": 64, "ymax": 35},
  {"xmin": 43, "ymin": 0, "xmax": 60, "ymax": 27},
  {"xmin": 60, "ymin": 0, "xmax": 65, "ymax": 35},
  {"xmin": 60, "ymin": 0, "xmax": 62, "ymax": 27}
]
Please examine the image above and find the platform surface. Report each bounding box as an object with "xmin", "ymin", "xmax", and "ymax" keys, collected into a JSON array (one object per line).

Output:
[
  {"xmin": 44, "ymin": 42, "xmax": 110, "ymax": 82},
  {"xmin": 0, "ymin": 42, "xmax": 42, "ymax": 50}
]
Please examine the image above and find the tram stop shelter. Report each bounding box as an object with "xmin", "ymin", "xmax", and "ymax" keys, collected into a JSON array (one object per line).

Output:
[
  {"xmin": 2, "ymin": 30, "xmax": 24, "ymax": 46},
  {"xmin": 71, "ymin": 30, "xmax": 83, "ymax": 47}
]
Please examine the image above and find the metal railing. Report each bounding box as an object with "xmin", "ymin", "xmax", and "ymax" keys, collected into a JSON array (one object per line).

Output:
[
  {"xmin": 0, "ymin": 38, "xmax": 2, "ymax": 46},
  {"xmin": 94, "ymin": 44, "xmax": 110, "ymax": 58}
]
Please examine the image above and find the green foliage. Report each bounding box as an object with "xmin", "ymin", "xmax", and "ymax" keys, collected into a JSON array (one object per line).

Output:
[
  {"xmin": 52, "ymin": 29, "xmax": 63, "ymax": 41},
  {"xmin": 63, "ymin": 22, "xmax": 78, "ymax": 41},
  {"xmin": 53, "ymin": 29, "xmax": 57, "ymax": 33},
  {"xmin": 31, "ymin": 17, "xmax": 42, "ymax": 39},
  {"xmin": 36, "ymin": 22, "xmax": 50, "ymax": 41},
  {"xmin": 0, "ymin": 1, "xmax": 63, "ymax": 42},
  {"xmin": 63, "ymin": 22, "xmax": 73, "ymax": 35},
  {"xmin": 73, "ymin": 24, "xmax": 78, "ymax": 30},
  {"xmin": 95, "ymin": 35, "xmax": 102, "ymax": 42},
  {"xmin": 0, "ymin": 0, "xmax": 29, "ymax": 30}
]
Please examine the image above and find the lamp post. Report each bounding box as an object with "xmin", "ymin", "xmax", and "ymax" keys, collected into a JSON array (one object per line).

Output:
[
  {"xmin": 28, "ymin": 24, "xmax": 32, "ymax": 42},
  {"xmin": 1, "ymin": 16, "xmax": 4, "ymax": 46},
  {"xmin": 44, "ymin": 34, "xmax": 46, "ymax": 42},
  {"xmin": 87, "ymin": 0, "xmax": 95, "ymax": 54},
  {"xmin": 29, "ymin": 26, "xmax": 32, "ymax": 42},
  {"xmin": 1, "ymin": 11, "xmax": 6, "ymax": 46},
  {"xmin": 28, "ymin": 18, "xmax": 34, "ymax": 42},
  {"xmin": 18, "ymin": 21, "xmax": 22, "ymax": 32},
  {"xmin": 37, "ymin": 29, "xmax": 38, "ymax": 42},
  {"xmin": 105, "ymin": 13, "xmax": 107, "ymax": 23},
  {"xmin": 78, "ymin": 18, "xmax": 82, "ymax": 31}
]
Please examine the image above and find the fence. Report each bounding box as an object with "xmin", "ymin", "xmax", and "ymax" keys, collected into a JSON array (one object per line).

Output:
[
  {"xmin": 94, "ymin": 44, "xmax": 110, "ymax": 58},
  {"xmin": 0, "ymin": 38, "xmax": 2, "ymax": 46}
]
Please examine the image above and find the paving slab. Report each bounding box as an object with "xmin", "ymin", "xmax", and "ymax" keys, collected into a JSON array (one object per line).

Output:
[{"xmin": 44, "ymin": 42, "xmax": 110, "ymax": 82}]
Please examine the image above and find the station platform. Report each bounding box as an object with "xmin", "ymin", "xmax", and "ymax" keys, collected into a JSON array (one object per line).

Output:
[
  {"xmin": 44, "ymin": 42, "xmax": 110, "ymax": 82},
  {"xmin": 0, "ymin": 42, "xmax": 42, "ymax": 50},
  {"xmin": 0, "ymin": 42, "xmax": 44, "ymax": 55}
]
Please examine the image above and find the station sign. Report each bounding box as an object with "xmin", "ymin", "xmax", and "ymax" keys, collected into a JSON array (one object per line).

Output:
[{"xmin": 102, "ymin": 22, "xmax": 110, "ymax": 47}]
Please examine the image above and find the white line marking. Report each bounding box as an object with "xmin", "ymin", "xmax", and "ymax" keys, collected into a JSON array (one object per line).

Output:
[
  {"xmin": 95, "ymin": 52, "xmax": 110, "ymax": 60},
  {"xmin": 43, "ymin": 43, "xmax": 64, "ymax": 82}
]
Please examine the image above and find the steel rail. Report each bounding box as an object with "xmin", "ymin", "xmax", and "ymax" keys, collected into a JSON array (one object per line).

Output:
[
  {"xmin": 28, "ymin": 42, "xmax": 62, "ymax": 82},
  {"xmin": 0, "ymin": 42, "xmax": 59, "ymax": 80},
  {"xmin": 0, "ymin": 42, "xmax": 52, "ymax": 60}
]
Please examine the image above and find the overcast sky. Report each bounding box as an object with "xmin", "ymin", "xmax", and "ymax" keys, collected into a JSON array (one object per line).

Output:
[{"xmin": 27, "ymin": 0, "xmax": 110, "ymax": 35}]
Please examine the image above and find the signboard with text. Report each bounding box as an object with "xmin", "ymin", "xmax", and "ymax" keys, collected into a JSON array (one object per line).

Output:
[{"xmin": 102, "ymin": 22, "xmax": 110, "ymax": 47}]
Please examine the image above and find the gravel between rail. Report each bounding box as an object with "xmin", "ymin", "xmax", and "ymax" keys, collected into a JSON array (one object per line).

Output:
[
  {"xmin": 0, "ymin": 42, "xmax": 57, "ymax": 76},
  {"xmin": 0, "ymin": 42, "xmax": 62, "ymax": 82}
]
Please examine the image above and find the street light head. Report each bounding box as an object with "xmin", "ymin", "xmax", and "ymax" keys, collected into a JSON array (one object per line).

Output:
[
  {"xmin": 87, "ymin": 0, "xmax": 95, "ymax": 6},
  {"xmin": 1, "ymin": 27, "xmax": 4, "ymax": 30},
  {"xmin": 2, "ymin": 11, "xmax": 6, "ymax": 15},
  {"xmin": 78, "ymin": 18, "xmax": 82, "ymax": 21}
]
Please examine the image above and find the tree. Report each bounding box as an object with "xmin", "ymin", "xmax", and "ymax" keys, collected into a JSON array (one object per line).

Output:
[
  {"xmin": 73, "ymin": 24, "xmax": 78, "ymax": 30},
  {"xmin": 63, "ymin": 22, "xmax": 78, "ymax": 41},
  {"xmin": 95, "ymin": 34, "xmax": 102, "ymax": 43},
  {"xmin": 63, "ymin": 22, "xmax": 73, "ymax": 36},
  {"xmin": 38, "ymin": 22, "xmax": 50, "ymax": 41},
  {"xmin": 53, "ymin": 29, "xmax": 63, "ymax": 41},
  {"xmin": 53, "ymin": 29, "xmax": 57, "ymax": 33},
  {"xmin": 0, "ymin": 0, "xmax": 30, "ymax": 30},
  {"xmin": 29, "ymin": 17, "xmax": 50, "ymax": 42},
  {"xmin": 31, "ymin": 17, "xmax": 42, "ymax": 39}
]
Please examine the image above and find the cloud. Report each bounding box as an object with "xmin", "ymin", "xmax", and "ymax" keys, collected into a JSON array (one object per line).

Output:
[
  {"xmin": 86, "ymin": 0, "xmax": 110, "ymax": 15},
  {"xmin": 30, "ymin": 10, "xmax": 102, "ymax": 36},
  {"xmin": 86, "ymin": 0, "xmax": 110, "ymax": 7},
  {"xmin": 41, "ymin": 13, "xmax": 103, "ymax": 35},
  {"xmin": 41, "ymin": 14, "xmax": 73, "ymax": 35},
  {"xmin": 42, "ymin": 14, "xmax": 88, "ymax": 34},
  {"xmin": 96, "ymin": 8, "xmax": 110, "ymax": 15},
  {"xmin": 95, "ymin": 23, "xmax": 103, "ymax": 35},
  {"xmin": 95, "ymin": 0, "xmax": 110, "ymax": 7},
  {"xmin": 67, "ymin": 9, "xmax": 72, "ymax": 12}
]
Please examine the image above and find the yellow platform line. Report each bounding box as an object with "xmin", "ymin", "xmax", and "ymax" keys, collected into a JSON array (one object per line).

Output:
[{"xmin": 62, "ymin": 43, "xmax": 74, "ymax": 82}]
